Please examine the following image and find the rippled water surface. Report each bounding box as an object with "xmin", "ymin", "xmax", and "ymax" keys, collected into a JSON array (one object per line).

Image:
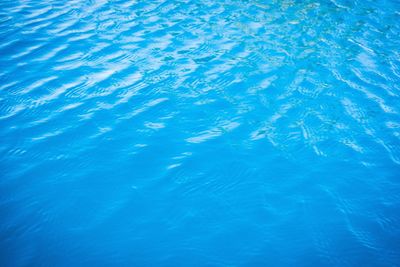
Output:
[{"xmin": 1, "ymin": 0, "xmax": 400, "ymax": 266}]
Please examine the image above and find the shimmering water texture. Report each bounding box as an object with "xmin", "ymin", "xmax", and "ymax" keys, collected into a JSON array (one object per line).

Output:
[{"xmin": 1, "ymin": 0, "xmax": 400, "ymax": 266}]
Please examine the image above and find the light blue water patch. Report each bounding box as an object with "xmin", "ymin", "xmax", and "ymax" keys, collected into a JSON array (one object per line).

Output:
[{"xmin": 1, "ymin": 0, "xmax": 400, "ymax": 266}]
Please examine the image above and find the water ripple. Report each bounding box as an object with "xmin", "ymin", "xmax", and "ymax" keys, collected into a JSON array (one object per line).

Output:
[{"xmin": 1, "ymin": 0, "xmax": 400, "ymax": 266}]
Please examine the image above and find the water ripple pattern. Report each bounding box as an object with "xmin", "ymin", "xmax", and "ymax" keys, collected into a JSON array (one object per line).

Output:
[{"xmin": 1, "ymin": 0, "xmax": 400, "ymax": 266}]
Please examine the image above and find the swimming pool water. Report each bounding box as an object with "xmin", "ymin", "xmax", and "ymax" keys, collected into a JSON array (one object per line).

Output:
[{"xmin": 1, "ymin": 0, "xmax": 400, "ymax": 266}]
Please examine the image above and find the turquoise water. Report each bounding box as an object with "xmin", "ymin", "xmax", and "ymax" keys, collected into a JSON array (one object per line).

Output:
[{"xmin": 1, "ymin": 0, "xmax": 400, "ymax": 266}]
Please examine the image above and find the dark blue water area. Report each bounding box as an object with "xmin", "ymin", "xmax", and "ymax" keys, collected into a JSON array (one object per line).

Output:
[{"xmin": 1, "ymin": 0, "xmax": 400, "ymax": 266}]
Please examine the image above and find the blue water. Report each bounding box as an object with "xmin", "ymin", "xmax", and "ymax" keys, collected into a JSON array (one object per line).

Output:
[{"xmin": 1, "ymin": 0, "xmax": 400, "ymax": 266}]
